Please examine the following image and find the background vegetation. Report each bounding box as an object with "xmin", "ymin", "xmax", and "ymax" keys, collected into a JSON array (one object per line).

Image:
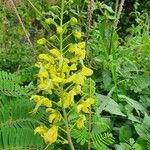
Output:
[{"xmin": 0, "ymin": 0, "xmax": 150, "ymax": 149}]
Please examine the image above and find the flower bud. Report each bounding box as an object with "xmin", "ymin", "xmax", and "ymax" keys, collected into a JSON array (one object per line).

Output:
[
  {"xmin": 37, "ymin": 38, "xmax": 46, "ymax": 45},
  {"xmin": 70, "ymin": 17, "xmax": 78, "ymax": 25},
  {"xmin": 56, "ymin": 26, "xmax": 63, "ymax": 34},
  {"xmin": 45, "ymin": 18, "xmax": 53, "ymax": 24},
  {"xmin": 50, "ymin": 35, "xmax": 57, "ymax": 41},
  {"xmin": 73, "ymin": 31, "xmax": 82, "ymax": 39}
]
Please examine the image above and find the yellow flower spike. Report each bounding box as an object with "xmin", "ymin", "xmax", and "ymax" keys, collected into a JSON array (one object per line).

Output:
[
  {"xmin": 73, "ymin": 31, "xmax": 82, "ymax": 39},
  {"xmin": 70, "ymin": 17, "xmax": 78, "ymax": 25},
  {"xmin": 63, "ymin": 90, "xmax": 76, "ymax": 108},
  {"xmin": 76, "ymin": 115, "xmax": 86, "ymax": 129},
  {"xmin": 38, "ymin": 54, "xmax": 50, "ymax": 61},
  {"xmin": 81, "ymin": 66, "xmax": 93, "ymax": 76},
  {"xmin": 77, "ymin": 42, "xmax": 86, "ymax": 49},
  {"xmin": 37, "ymin": 38, "xmax": 46, "ymax": 45},
  {"xmin": 43, "ymin": 126, "xmax": 58, "ymax": 144},
  {"xmin": 34, "ymin": 125, "xmax": 48, "ymax": 135},
  {"xmin": 56, "ymin": 26, "xmax": 63, "ymax": 34},
  {"xmin": 45, "ymin": 18, "xmax": 53, "ymax": 24},
  {"xmin": 49, "ymin": 49, "xmax": 62, "ymax": 59}
]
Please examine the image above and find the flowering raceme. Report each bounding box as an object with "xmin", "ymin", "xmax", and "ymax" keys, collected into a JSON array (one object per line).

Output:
[{"xmin": 31, "ymin": 1, "xmax": 95, "ymax": 149}]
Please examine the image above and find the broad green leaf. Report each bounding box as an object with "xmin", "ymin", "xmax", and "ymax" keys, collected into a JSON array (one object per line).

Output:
[{"xmin": 96, "ymin": 94, "xmax": 126, "ymax": 117}]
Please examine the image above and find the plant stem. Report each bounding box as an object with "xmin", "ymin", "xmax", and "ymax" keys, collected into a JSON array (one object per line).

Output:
[
  {"xmin": 63, "ymin": 108, "xmax": 75, "ymax": 150},
  {"xmin": 59, "ymin": 1, "xmax": 75, "ymax": 149}
]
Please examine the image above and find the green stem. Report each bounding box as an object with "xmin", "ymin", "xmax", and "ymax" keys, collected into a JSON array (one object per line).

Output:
[
  {"xmin": 59, "ymin": 1, "xmax": 75, "ymax": 149},
  {"xmin": 63, "ymin": 108, "xmax": 75, "ymax": 150}
]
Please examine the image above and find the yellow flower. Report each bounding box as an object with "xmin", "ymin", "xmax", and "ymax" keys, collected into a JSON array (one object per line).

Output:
[
  {"xmin": 52, "ymin": 76, "xmax": 65, "ymax": 83},
  {"xmin": 43, "ymin": 126, "xmax": 58, "ymax": 144},
  {"xmin": 38, "ymin": 69, "xmax": 49, "ymax": 79},
  {"xmin": 35, "ymin": 62, "xmax": 42, "ymax": 68},
  {"xmin": 37, "ymin": 38, "xmax": 46, "ymax": 45},
  {"xmin": 73, "ymin": 31, "xmax": 82, "ymax": 39},
  {"xmin": 45, "ymin": 18, "xmax": 53, "ymax": 24},
  {"xmin": 57, "ymin": 26, "xmax": 63, "ymax": 34},
  {"xmin": 38, "ymin": 54, "xmax": 50, "ymax": 61},
  {"xmin": 75, "ymin": 73, "xmax": 86, "ymax": 85},
  {"xmin": 47, "ymin": 109, "xmax": 62, "ymax": 123},
  {"xmin": 70, "ymin": 17, "xmax": 78, "ymax": 25},
  {"xmin": 65, "ymin": 74, "xmax": 76, "ymax": 83},
  {"xmin": 72, "ymin": 85, "xmax": 81, "ymax": 94},
  {"xmin": 49, "ymin": 49, "xmax": 62, "ymax": 59},
  {"xmin": 63, "ymin": 90, "xmax": 76, "ymax": 108},
  {"xmin": 31, "ymin": 95, "xmax": 52, "ymax": 109},
  {"xmin": 70, "ymin": 64, "xmax": 77, "ymax": 71},
  {"xmin": 34, "ymin": 125, "xmax": 48, "ymax": 135},
  {"xmin": 38, "ymin": 79, "xmax": 54, "ymax": 94},
  {"xmin": 66, "ymin": 73, "xmax": 85, "ymax": 85},
  {"xmin": 75, "ymin": 49, "xmax": 86, "ymax": 60},
  {"xmin": 76, "ymin": 115, "xmax": 86, "ymax": 129},
  {"xmin": 76, "ymin": 98, "xmax": 95, "ymax": 113},
  {"xmin": 78, "ymin": 42, "xmax": 86, "ymax": 49},
  {"xmin": 81, "ymin": 66, "xmax": 93, "ymax": 76}
]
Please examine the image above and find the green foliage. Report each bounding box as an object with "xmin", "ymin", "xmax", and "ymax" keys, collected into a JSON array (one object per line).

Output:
[
  {"xmin": 0, "ymin": 127, "xmax": 45, "ymax": 150},
  {"xmin": 0, "ymin": 71, "xmax": 31, "ymax": 97},
  {"xmin": 0, "ymin": 0, "xmax": 150, "ymax": 149}
]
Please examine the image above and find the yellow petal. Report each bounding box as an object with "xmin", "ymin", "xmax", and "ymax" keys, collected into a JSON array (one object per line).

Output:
[
  {"xmin": 43, "ymin": 126, "xmax": 58, "ymax": 144},
  {"xmin": 48, "ymin": 110, "xmax": 62, "ymax": 123},
  {"xmin": 49, "ymin": 49, "xmax": 62, "ymax": 59},
  {"xmin": 81, "ymin": 66, "xmax": 93, "ymax": 76},
  {"xmin": 75, "ymin": 49, "xmax": 86, "ymax": 60},
  {"xmin": 38, "ymin": 54, "xmax": 50, "ymax": 61},
  {"xmin": 83, "ymin": 98, "xmax": 95, "ymax": 107},
  {"xmin": 78, "ymin": 42, "xmax": 86, "ymax": 49},
  {"xmin": 76, "ymin": 104, "xmax": 83, "ymax": 113},
  {"xmin": 42, "ymin": 97, "xmax": 52, "ymax": 107},
  {"xmin": 70, "ymin": 64, "xmax": 77, "ymax": 71},
  {"xmin": 34, "ymin": 125, "xmax": 48, "ymax": 135},
  {"xmin": 76, "ymin": 115, "xmax": 86, "ymax": 129},
  {"xmin": 72, "ymin": 85, "xmax": 81, "ymax": 94},
  {"xmin": 63, "ymin": 90, "xmax": 76, "ymax": 108}
]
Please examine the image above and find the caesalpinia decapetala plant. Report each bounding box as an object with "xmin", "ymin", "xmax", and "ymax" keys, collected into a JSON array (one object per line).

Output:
[{"xmin": 30, "ymin": 0, "xmax": 95, "ymax": 149}]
